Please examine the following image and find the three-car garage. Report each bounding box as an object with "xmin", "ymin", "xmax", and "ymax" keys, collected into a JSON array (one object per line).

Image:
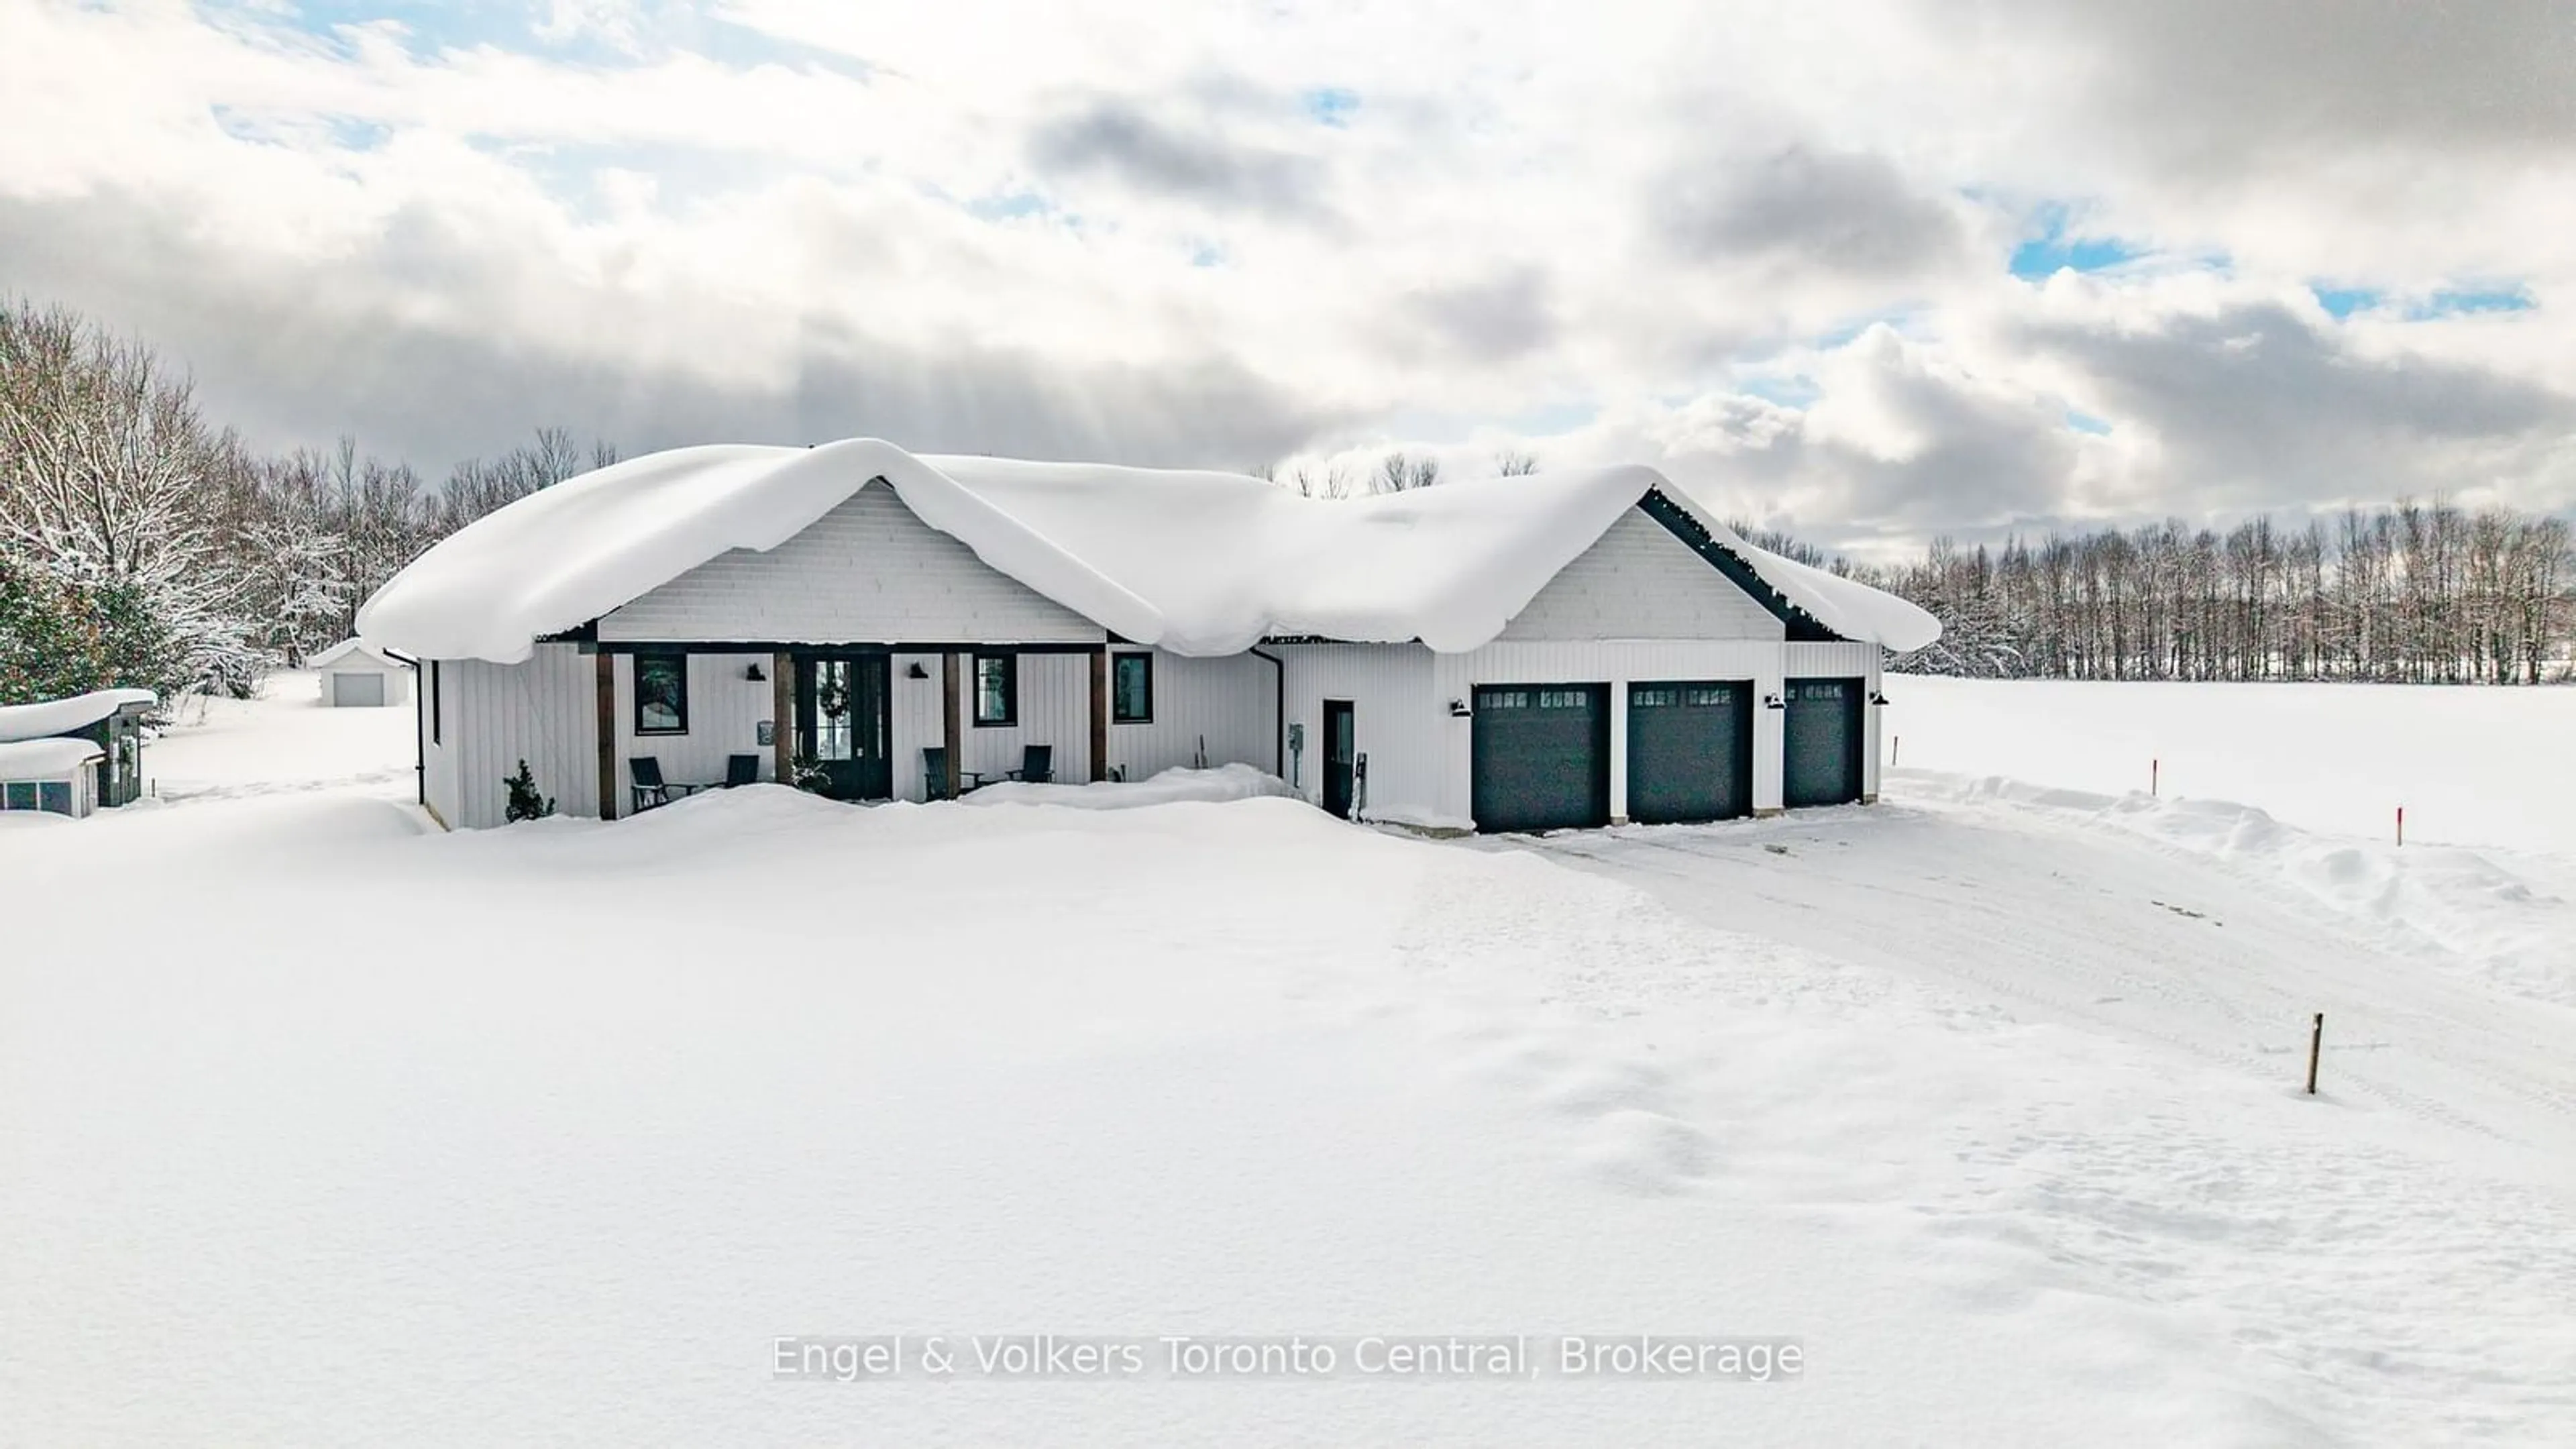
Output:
[{"xmin": 1468, "ymin": 674, "xmax": 1867, "ymax": 833}]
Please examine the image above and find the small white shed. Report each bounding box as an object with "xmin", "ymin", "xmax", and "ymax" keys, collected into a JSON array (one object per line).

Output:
[
  {"xmin": 0, "ymin": 737, "xmax": 105, "ymax": 818},
  {"xmin": 309, "ymin": 639, "xmax": 413, "ymax": 708}
]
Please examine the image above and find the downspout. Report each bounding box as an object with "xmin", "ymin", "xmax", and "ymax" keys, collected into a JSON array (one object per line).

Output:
[
  {"xmin": 1250, "ymin": 646, "xmax": 1285, "ymax": 777},
  {"xmin": 384, "ymin": 647, "xmax": 425, "ymax": 805}
]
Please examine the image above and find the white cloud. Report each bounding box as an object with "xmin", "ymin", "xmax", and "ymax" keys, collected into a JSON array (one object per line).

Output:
[{"xmin": 0, "ymin": 0, "xmax": 2570, "ymax": 548}]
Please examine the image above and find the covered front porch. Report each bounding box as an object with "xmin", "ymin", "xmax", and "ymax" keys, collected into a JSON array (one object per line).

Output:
[{"xmin": 588, "ymin": 640, "xmax": 1122, "ymax": 820}]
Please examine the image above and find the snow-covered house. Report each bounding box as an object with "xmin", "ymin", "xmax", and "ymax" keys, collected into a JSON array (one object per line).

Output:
[
  {"xmin": 357, "ymin": 440, "xmax": 1937, "ymax": 832},
  {"xmin": 307, "ymin": 638, "xmax": 413, "ymax": 708},
  {"xmin": 0, "ymin": 688, "xmax": 156, "ymax": 817}
]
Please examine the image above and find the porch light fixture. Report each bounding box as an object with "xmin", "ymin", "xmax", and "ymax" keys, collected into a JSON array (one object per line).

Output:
[
  {"xmin": 906, "ymin": 661, "xmax": 930, "ymax": 680},
  {"xmin": 1868, "ymin": 690, "xmax": 1890, "ymax": 706},
  {"xmin": 745, "ymin": 662, "xmax": 767, "ymax": 682},
  {"xmin": 1448, "ymin": 698, "xmax": 1471, "ymax": 717},
  {"xmin": 1762, "ymin": 692, "xmax": 1786, "ymax": 710}
]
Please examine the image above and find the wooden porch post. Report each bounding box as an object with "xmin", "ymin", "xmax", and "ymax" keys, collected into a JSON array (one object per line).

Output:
[
  {"xmin": 1089, "ymin": 643, "xmax": 1110, "ymax": 782},
  {"xmin": 941, "ymin": 651, "xmax": 963, "ymax": 799},
  {"xmin": 770, "ymin": 651, "xmax": 794, "ymax": 785},
  {"xmin": 594, "ymin": 650, "xmax": 618, "ymax": 820}
]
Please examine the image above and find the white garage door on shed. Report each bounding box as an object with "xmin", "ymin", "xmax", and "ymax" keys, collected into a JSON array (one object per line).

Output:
[{"xmin": 330, "ymin": 672, "xmax": 387, "ymax": 708}]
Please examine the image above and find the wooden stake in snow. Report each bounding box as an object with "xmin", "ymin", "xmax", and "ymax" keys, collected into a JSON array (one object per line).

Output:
[
  {"xmin": 2151, "ymin": 757, "xmax": 2159, "ymax": 798},
  {"xmin": 2306, "ymin": 1012, "xmax": 2324, "ymax": 1095},
  {"xmin": 2397, "ymin": 806, "xmax": 2405, "ymax": 847},
  {"xmin": 1892, "ymin": 735, "xmax": 1900, "ymax": 767}
]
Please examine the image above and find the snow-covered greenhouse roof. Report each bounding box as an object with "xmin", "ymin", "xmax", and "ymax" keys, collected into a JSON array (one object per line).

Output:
[
  {"xmin": 0, "ymin": 737, "xmax": 105, "ymax": 777},
  {"xmin": 0, "ymin": 688, "xmax": 157, "ymax": 743},
  {"xmin": 357, "ymin": 439, "xmax": 1940, "ymax": 663}
]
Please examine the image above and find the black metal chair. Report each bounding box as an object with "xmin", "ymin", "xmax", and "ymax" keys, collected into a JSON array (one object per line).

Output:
[
  {"xmin": 922, "ymin": 746, "xmax": 955, "ymax": 800},
  {"xmin": 629, "ymin": 757, "xmax": 672, "ymax": 812},
  {"xmin": 1008, "ymin": 745, "xmax": 1053, "ymax": 784},
  {"xmin": 724, "ymin": 753, "xmax": 761, "ymax": 788}
]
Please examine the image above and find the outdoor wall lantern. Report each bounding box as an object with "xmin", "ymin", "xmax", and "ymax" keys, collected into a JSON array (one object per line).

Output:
[
  {"xmin": 1868, "ymin": 690, "xmax": 1891, "ymax": 706},
  {"xmin": 906, "ymin": 661, "xmax": 930, "ymax": 679},
  {"xmin": 745, "ymin": 661, "xmax": 767, "ymax": 682},
  {"xmin": 1448, "ymin": 698, "xmax": 1472, "ymax": 716},
  {"xmin": 1762, "ymin": 692, "xmax": 1786, "ymax": 710}
]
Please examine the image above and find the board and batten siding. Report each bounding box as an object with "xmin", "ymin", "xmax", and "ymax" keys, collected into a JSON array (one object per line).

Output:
[
  {"xmin": 421, "ymin": 643, "xmax": 599, "ymax": 830},
  {"xmin": 1271, "ymin": 643, "xmax": 1442, "ymax": 822},
  {"xmin": 610, "ymin": 651, "xmax": 777, "ymax": 812},
  {"xmin": 1106, "ymin": 649, "xmax": 1277, "ymax": 783},
  {"xmin": 1499, "ymin": 507, "xmax": 1786, "ymax": 643},
  {"xmin": 598, "ymin": 482, "xmax": 1106, "ymax": 647}
]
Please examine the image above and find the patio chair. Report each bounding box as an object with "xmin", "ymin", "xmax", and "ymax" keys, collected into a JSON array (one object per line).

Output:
[
  {"xmin": 1007, "ymin": 745, "xmax": 1053, "ymax": 784},
  {"xmin": 922, "ymin": 746, "xmax": 956, "ymax": 799},
  {"xmin": 724, "ymin": 753, "xmax": 761, "ymax": 788},
  {"xmin": 629, "ymin": 757, "xmax": 673, "ymax": 812}
]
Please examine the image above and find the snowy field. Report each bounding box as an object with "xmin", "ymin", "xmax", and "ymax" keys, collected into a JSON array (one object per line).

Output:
[
  {"xmin": 1884, "ymin": 674, "xmax": 2576, "ymax": 860},
  {"xmin": 4, "ymin": 679, "xmax": 2573, "ymax": 1445}
]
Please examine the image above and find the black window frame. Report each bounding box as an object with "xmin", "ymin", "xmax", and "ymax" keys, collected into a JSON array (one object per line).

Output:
[
  {"xmin": 1111, "ymin": 651, "xmax": 1153, "ymax": 724},
  {"xmin": 634, "ymin": 652, "xmax": 690, "ymax": 736},
  {"xmin": 973, "ymin": 651, "xmax": 1018, "ymax": 728}
]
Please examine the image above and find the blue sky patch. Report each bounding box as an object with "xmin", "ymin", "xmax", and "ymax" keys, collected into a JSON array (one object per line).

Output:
[
  {"xmin": 1300, "ymin": 87, "xmax": 1361, "ymax": 127},
  {"xmin": 2414, "ymin": 286, "xmax": 2534, "ymax": 319},
  {"xmin": 2312, "ymin": 283, "xmax": 2535, "ymax": 321},
  {"xmin": 2006, "ymin": 201, "xmax": 2147, "ymax": 280},
  {"xmin": 2311, "ymin": 285, "xmax": 2381, "ymax": 318},
  {"xmin": 2064, "ymin": 409, "xmax": 2112, "ymax": 436}
]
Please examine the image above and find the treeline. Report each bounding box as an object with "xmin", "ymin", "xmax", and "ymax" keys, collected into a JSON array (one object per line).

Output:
[
  {"xmin": 0, "ymin": 299, "xmax": 611, "ymax": 709},
  {"xmin": 1857, "ymin": 508, "xmax": 2576, "ymax": 684}
]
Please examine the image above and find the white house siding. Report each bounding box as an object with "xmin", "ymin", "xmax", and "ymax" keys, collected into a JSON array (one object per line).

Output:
[
  {"xmin": 1269, "ymin": 643, "xmax": 1440, "ymax": 820},
  {"xmin": 425, "ymin": 643, "xmax": 599, "ymax": 830},
  {"xmin": 610, "ymin": 651, "xmax": 777, "ymax": 811},
  {"xmin": 890, "ymin": 652, "xmax": 947, "ymax": 803},
  {"xmin": 1499, "ymin": 508, "xmax": 1786, "ymax": 643},
  {"xmin": 957, "ymin": 651, "xmax": 1093, "ymax": 789},
  {"xmin": 1107, "ymin": 649, "xmax": 1277, "ymax": 783},
  {"xmin": 598, "ymin": 483, "xmax": 1106, "ymax": 647}
]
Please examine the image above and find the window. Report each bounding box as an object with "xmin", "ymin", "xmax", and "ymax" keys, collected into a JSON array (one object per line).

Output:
[
  {"xmin": 635, "ymin": 653, "xmax": 688, "ymax": 735},
  {"xmin": 430, "ymin": 661, "xmax": 441, "ymax": 745},
  {"xmin": 1112, "ymin": 653, "xmax": 1152, "ymax": 723},
  {"xmin": 1631, "ymin": 686, "xmax": 1678, "ymax": 708},
  {"xmin": 1, "ymin": 782, "xmax": 34, "ymax": 811},
  {"xmin": 973, "ymin": 652, "xmax": 1017, "ymax": 727},
  {"xmin": 38, "ymin": 782, "xmax": 70, "ymax": 814}
]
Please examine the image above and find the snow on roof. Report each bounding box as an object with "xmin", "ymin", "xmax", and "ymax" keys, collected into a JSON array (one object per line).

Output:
[
  {"xmin": 0, "ymin": 737, "xmax": 105, "ymax": 777},
  {"xmin": 358, "ymin": 439, "xmax": 1939, "ymax": 662},
  {"xmin": 307, "ymin": 639, "xmax": 409, "ymax": 671},
  {"xmin": 0, "ymin": 688, "xmax": 157, "ymax": 743}
]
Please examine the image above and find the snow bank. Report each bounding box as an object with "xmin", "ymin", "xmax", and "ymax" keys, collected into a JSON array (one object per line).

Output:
[
  {"xmin": 0, "ymin": 688, "xmax": 156, "ymax": 743},
  {"xmin": 0, "ymin": 737, "xmax": 104, "ymax": 776},
  {"xmin": 358, "ymin": 440, "xmax": 1938, "ymax": 662},
  {"xmin": 961, "ymin": 763, "xmax": 1294, "ymax": 809},
  {"xmin": 1906, "ymin": 769, "xmax": 2576, "ymax": 1006}
]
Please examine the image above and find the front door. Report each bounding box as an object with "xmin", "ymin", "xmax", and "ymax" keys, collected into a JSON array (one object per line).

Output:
[
  {"xmin": 1322, "ymin": 700, "xmax": 1356, "ymax": 819},
  {"xmin": 796, "ymin": 654, "xmax": 893, "ymax": 800}
]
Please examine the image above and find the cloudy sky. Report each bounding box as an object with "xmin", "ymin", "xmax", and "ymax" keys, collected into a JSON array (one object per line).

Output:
[{"xmin": 5, "ymin": 0, "xmax": 2573, "ymax": 553}]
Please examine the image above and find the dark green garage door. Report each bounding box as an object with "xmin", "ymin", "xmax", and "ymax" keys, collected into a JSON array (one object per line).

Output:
[
  {"xmin": 1782, "ymin": 676, "xmax": 1864, "ymax": 808},
  {"xmin": 1627, "ymin": 682, "xmax": 1753, "ymax": 824},
  {"xmin": 1472, "ymin": 684, "xmax": 1609, "ymax": 833}
]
